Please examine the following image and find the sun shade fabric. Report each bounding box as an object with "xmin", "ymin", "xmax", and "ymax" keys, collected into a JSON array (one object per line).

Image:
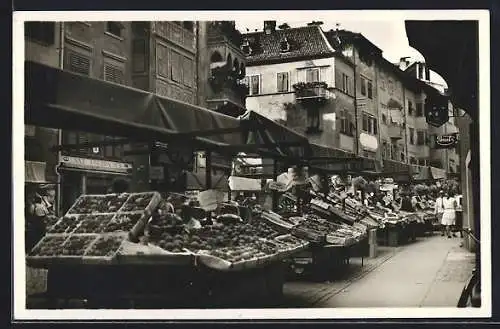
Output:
[
  {"xmin": 25, "ymin": 161, "xmax": 50, "ymax": 183},
  {"xmin": 25, "ymin": 61, "xmax": 242, "ymax": 147},
  {"xmin": 430, "ymin": 166, "xmax": 447, "ymax": 180},
  {"xmin": 239, "ymin": 111, "xmax": 309, "ymax": 158}
]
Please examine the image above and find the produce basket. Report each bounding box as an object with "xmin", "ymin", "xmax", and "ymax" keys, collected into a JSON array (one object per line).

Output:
[
  {"xmin": 259, "ymin": 211, "xmax": 295, "ymax": 233},
  {"xmin": 291, "ymin": 227, "xmax": 326, "ymax": 244},
  {"xmin": 82, "ymin": 233, "xmax": 128, "ymax": 265},
  {"xmin": 105, "ymin": 211, "xmax": 148, "ymax": 237},
  {"xmin": 55, "ymin": 233, "xmax": 100, "ymax": 265},
  {"xmin": 196, "ymin": 247, "xmax": 264, "ymax": 271},
  {"xmin": 46, "ymin": 215, "xmax": 82, "ymax": 235},
  {"xmin": 66, "ymin": 193, "xmax": 130, "ymax": 215},
  {"xmin": 118, "ymin": 191, "xmax": 162, "ymax": 213},
  {"xmin": 72, "ymin": 213, "xmax": 116, "ymax": 234},
  {"xmin": 26, "ymin": 235, "xmax": 70, "ymax": 268}
]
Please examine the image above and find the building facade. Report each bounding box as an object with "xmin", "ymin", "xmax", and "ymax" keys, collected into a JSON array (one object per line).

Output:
[
  {"xmin": 24, "ymin": 21, "xmax": 227, "ymax": 214},
  {"xmin": 243, "ymin": 22, "xmax": 357, "ymax": 154}
]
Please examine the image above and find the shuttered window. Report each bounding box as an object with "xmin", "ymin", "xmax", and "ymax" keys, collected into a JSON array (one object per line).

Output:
[
  {"xmin": 182, "ymin": 56, "xmax": 193, "ymax": 87},
  {"xmin": 170, "ymin": 51, "xmax": 182, "ymax": 83},
  {"xmin": 277, "ymin": 72, "xmax": 289, "ymax": 92},
  {"xmin": 306, "ymin": 68, "xmax": 319, "ymax": 83},
  {"xmin": 104, "ymin": 63, "xmax": 125, "ymax": 84},
  {"xmin": 66, "ymin": 51, "xmax": 91, "ymax": 76}
]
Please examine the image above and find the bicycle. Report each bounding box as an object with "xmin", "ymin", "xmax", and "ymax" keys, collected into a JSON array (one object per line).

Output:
[{"xmin": 457, "ymin": 227, "xmax": 481, "ymax": 308}]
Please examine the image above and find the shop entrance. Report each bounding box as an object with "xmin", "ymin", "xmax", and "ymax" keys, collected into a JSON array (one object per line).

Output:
[{"xmin": 61, "ymin": 171, "xmax": 82, "ymax": 214}]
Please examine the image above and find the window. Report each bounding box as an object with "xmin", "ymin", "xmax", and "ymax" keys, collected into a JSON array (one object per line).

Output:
[
  {"xmin": 277, "ymin": 72, "xmax": 289, "ymax": 92},
  {"xmin": 106, "ymin": 22, "xmax": 123, "ymax": 38},
  {"xmin": 382, "ymin": 113, "xmax": 387, "ymax": 124},
  {"xmin": 182, "ymin": 56, "xmax": 194, "ymax": 87},
  {"xmin": 66, "ymin": 50, "xmax": 91, "ymax": 76},
  {"xmin": 416, "ymin": 102, "xmax": 424, "ymax": 117},
  {"xmin": 25, "ymin": 22, "xmax": 55, "ymax": 45},
  {"xmin": 391, "ymin": 144, "xmax": 398, "ymax": 161},
  {"xmin": 380, "ymin": 77, "xmax": 386, "ymax": 90},
  {"xmin": 104, "ymin": 64, "xmax": 125, "ymax": 84},
  {"xmin": 360, "ymin": 77, "xmax": 367, "ymax": 96},
  {"xmin": 367, "ymin": 81, "xmax": 373, "ymax": 99},
  {"xmin": 341, "ymin": 73, "xmax": 350, "ymax": 95},
  {"xmin": 362, "ymin": 113, "xmax": 378, "ymax": 135},
  {"xmin": 246, "ymin": 75, "xmax": 260, "ymax": 95},
  {"xmin": 170, "ymin": 51, "xmax": 182, "ymax": 83},
  {"xmin": 401, "ymin": 152, "xmax": 405, "ymax": 162},
  {"xmin": 416, "ymin": 130, "xmax": 426, "ymax": 145},
  {"xmin": 339, "ymin": 110, "xmax": 354, "ymax": 136},
  {"xmin": 409, "ymin": 128, "xmax": 415, "ymax": 145},
  {"xmin": 382, "ymin": 141, "xmax": 388, "ymax": 159},
  {"xmin": 306, "ymin": 68, "xmax": 320, "ymax": 83},
  {"xmin": 410, "ymin": 157, "xmax": 418, "ymax": 165},
  {"xmin": 419, "ymin": 158, "xmax": 428, "ymax": 166},
  {"xmin": 408, "ymin": 100, "xmax": 414, "ymax": 116}
]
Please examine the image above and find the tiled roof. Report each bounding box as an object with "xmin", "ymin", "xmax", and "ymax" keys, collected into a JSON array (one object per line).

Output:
[{"xmin": 243, "ymin": 26, "xmax": 334, "ymax": 65}]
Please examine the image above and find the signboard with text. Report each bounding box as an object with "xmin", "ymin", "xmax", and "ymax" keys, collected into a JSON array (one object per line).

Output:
[
  {"xmin": 59, "ymin": 156, "xmax": 133, "ymax": 175},
  {"xmin": 434, "ymin": 133, "xmax": 459, "ymax": 149}
]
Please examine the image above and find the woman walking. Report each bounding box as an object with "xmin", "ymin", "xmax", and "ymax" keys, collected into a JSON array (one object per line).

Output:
[{"xmin": 441, "ymin": 191, "xmax": 458, "ymax": 238}]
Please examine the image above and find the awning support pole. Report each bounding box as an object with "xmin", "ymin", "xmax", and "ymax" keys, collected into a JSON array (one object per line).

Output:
[
  {"xmin": 272, "ymin": 159, "xmax": 278, "ymax": 212},
  {"xmin": 205, "ymin": 151, "xmax": 212, "ymax": 190}
]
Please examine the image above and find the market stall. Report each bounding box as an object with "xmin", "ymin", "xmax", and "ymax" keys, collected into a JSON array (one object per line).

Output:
[{"xmin": 25, "ymin": 61, "xmax": 309, "ymax": 308}]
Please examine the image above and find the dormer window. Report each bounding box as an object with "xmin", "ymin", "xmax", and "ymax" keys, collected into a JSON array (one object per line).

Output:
[
  {"xmin": 241, "ymin": 39, "xmax": 252, "ymax": 56},
  {"xmin": 280, "ymin": 37, "xmax": 290, "ymax": 53}
]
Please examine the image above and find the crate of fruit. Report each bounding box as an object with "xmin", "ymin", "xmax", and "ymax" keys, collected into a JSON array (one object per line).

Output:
[
  {"xmin": 72, "ymin": 213, "xmax": 117, "ymax": 234},
  {"xmin": 196, "ymin": 246, "xmax": 266, "ymax": 271},
  {"xmin": 82, "ymin": 233, "xmax": 128, "ymax": 265},
  {"xmin": 26, "ymin": 235, "xmax": 70, "ymax": 268},
  {"xmin": 56, "ymin": 234, "xmax": 100, "ymax": 265},
  {"xmin": 104, "ymin": 211, "xmax": 148, "ymax": 237},
  {"xmin": 274, "ymin": 234, "xmax": 310, "ymax": 254},
  {"xmin": 290, "ymin": 226, "xmax": 326, "ymax": 244},
  {"xmin": 46, "ymin": 215, "xmax": 82, "ymax": 235},
  {"xmin": 67, "ymin": 193, "xmax": 130, "ymax": 215},
  {"xmin": 259, "ymin": 211, "xmax": 295, "ymax": 234},
  {"xmin": 118, "ymin": 192, "xmax": 162, "ymax": 213}
]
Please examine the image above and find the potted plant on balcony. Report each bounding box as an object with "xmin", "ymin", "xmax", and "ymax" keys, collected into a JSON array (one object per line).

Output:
[{"xmin": 292, "ymin": 81, "xmax": 329, "ymax": 98}]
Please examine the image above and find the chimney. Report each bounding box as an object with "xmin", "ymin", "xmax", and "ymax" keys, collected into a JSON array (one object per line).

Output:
[
  {"xmin": 264, "ymin": 21, "xmax": 276, "ymax": 35},
  {"xmin": 399, "ymin": 56, "xmax": 410, "ymax": 70}
]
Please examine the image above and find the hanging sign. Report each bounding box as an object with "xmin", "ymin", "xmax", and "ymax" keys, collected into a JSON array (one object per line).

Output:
[
  {"xmin": 435, "ymin": 133, "xmax": 459, "ymax": 149},
  {"xmin": 359, "ymin": 133, "xmax": 379, "ymax": 151},
  {"xmin": 59, "ymin": 156, "xmax": 133, "ymax": 175}
]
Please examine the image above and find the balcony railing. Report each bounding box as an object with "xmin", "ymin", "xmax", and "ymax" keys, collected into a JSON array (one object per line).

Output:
[
  {"xmin": 387, "ymin": 125, "xmax": 403, "ymax": 139},
  {"xmin": 293, "ymin": 82, "xmax": 329, "ymax": 100}
]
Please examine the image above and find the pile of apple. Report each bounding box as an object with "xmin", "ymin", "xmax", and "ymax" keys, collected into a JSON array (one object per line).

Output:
[
  {"xmin": 85, "ymin": 235, "xmax": 124, "ymax": 257},
  {"xmin": 69, "ymin": 194, "xmax": 127, "ymax": 214},
  {"xmin": 74, "ymin": 214, "xmax": 115, "ymax": 234},
  {"xmin": 29, "ymin": 236, "xmax": 68, "ymax": 257},
  {"xmin": 120, "ymin": 193, "xmax": 155, "ymax": 212}
]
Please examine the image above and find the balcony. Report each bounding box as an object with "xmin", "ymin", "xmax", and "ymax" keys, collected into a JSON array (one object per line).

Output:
[
  {"xmin": 387, "ymin": 124, "xmax": 403, "ymax": 140},
  {"xmin": 207, "ymin": 66, "xmax": 247, "ymax": 115},
  {"xmin": 293, "ymin": 82, "xmax": 329, "ymax": 101}
]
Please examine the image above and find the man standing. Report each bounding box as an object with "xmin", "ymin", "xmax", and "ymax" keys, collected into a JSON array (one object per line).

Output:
[{"xmin": 435, "ymin": 190, "xmax": 446, "ymax": 236}]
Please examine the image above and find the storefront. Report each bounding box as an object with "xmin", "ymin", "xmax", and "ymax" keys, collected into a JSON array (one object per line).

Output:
[{"xmin": 56, "ymin": 155, "xmax": 133, "ymax": 213}]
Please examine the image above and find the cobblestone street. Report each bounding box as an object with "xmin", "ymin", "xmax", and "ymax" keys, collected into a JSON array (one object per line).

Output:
[{"xmin": 283, "ymin": 233, "xmax": 475, "ymax": 308}]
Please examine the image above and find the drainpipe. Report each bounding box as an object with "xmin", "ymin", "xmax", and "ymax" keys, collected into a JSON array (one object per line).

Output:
[
  {"xmin": 353, "ymin": 48, "xmax": 359, "ymax": 156},
  {"xmin": 56, "ymin": 22, "xmax": 65, "ymax": 216}
]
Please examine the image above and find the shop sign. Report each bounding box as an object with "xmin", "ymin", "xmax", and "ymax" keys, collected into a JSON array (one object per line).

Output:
[
  {"xmin": 60, "ymin": 156, "xmax": 133, "ymax": 174},
  {"xmin": 359, "ymin": 133, "xmax": 378, "ymax": 151},
  {"xmin": 435, "ymin": 133, "xmax": 459, "ymax": 149}
]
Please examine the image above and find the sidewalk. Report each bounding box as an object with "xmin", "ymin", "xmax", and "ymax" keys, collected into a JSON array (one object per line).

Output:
[{"xmin": 283, "ymin": 233, "xmax": 475, "ymax": 308}]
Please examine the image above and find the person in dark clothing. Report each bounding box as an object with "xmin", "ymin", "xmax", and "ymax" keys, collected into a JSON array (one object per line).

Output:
[
  {"xmin": 110, "ymin": 178, "xmax": 130, "ymax": 193},
  {"xmin": 400, "ymin": 193, "xmax": 415, "ymax": 212}
]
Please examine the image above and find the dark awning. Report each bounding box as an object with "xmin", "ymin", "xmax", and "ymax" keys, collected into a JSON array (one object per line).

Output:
[
  {"xmin": 239, "ymin": 111, "xmax": 310, "ymax": 159},
  {"xmin": 25, "ymin": 61, "xmax": 243, "ymax": 149},
  {"xmin": 405, "ymin": 20, "xmax": 478, "ymax": 120},
  {"xmin": 383, "ymin": 159, "xmax": 412, "ymax": 183}
]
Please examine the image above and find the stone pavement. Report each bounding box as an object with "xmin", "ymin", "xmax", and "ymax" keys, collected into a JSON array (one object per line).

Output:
[{"xmin": 283, "ymin": 233, "xmax": 475, "ymax": 308}]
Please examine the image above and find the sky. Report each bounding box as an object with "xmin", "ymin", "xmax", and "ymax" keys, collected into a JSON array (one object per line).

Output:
[{"xmin": 235, "ymin": 19, "xmax": 448, "ymax": 88}]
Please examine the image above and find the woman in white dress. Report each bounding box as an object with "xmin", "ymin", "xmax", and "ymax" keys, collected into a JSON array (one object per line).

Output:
[{"xmin": 441, "ymin": 191, "xmax": 458, "ymax": 238}]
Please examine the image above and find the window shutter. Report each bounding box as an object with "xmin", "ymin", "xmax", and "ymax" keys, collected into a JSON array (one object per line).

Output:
[
  {"xmin": 104, "ymin": 64, "xmax": 125, "ymax": 84},
  {"xmin": 183, "ymin": 56, "xmax": 193, "ymax": 87},
  {"xmin": 67, "ymin": 51, "xmax": 91, "ymax": 76}
]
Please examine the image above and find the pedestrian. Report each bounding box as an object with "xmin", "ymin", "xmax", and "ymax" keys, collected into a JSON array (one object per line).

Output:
[
  {"xmin": 454, "ymin": 194, "xmax": 464, "ymax": 238},
  {"xmin": 434, "ymin": 190, "xmax": 446, "ymax": 236},
  {"xmin": 441, "ymin": 191, "xmax": 458, "ymax": 238},
  {"xmin": 27, "ymin": 184, "xmax": 56, "ymax": 251},
  {"xmin": 400, "ymin": 192, "xmax": 415, "ymax": 212}
]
